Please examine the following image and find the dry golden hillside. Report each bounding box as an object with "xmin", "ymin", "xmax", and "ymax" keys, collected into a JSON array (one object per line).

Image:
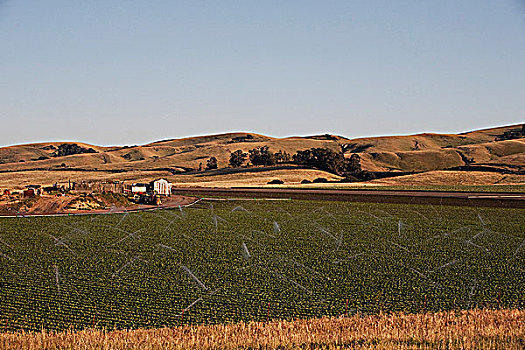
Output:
[{"xmin": 0, "ymin": 124, "xmax": 523, "ymax": 189}]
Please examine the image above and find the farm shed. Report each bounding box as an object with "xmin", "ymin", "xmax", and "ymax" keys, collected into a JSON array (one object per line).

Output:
[
  {"xmin": 131, "ymin": 183, "xmax": 148, "ymax": 195},
  {"xmin": 150, "ymin": 178, "xmax": 172, "ymax": 196}
]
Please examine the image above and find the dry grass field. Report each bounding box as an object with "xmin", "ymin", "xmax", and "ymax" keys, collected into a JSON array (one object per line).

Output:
[
  {"xmin": 0, "ymin": 124, "xmax": 523, "ymax": 190},
  {"xmin": 368, "ymin": 171, "xmax": 525, "ymax": 187},
  {"xmin": 1, "ymin": 309, "xmax": 523, "ymax": 349}
]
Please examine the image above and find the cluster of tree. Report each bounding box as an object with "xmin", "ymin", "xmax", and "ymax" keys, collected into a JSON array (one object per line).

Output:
[
  {"xmin": 292, "ymin": 148, "xmax": 363, "ymax": 175},
  {"xmin": 228, "ymin": 147, "xmax": 291, "ymax": 168},
  {"xmin": 54, "ymin": 144, "xmax": 97, "ymax": 157},
  {"xmin": 221, "ymin": 146, "xmax": 376, "ymax": 181},
  {"xmin": 229, "ymin": 150, "xmax": 247, "ymax": 167},
  {"xmin": 495, "ymin": 125, "xmax": 525, "ymax": 141}
]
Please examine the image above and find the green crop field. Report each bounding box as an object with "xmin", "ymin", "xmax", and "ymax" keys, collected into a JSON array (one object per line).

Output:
[{"xmin": 0, "ymin": 200, "xmax": 523, "ymax": 331}]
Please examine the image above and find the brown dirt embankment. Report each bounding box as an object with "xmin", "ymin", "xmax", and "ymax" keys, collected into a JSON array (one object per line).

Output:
[{"xmin": 0, "ymin": 194, "xmax": 198, "ymax": 217}]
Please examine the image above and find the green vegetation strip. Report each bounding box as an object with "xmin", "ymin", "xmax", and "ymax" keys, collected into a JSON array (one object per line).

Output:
[{"xmin": 0, "ymin": 200, "xmax": 523, "ymax": 331}]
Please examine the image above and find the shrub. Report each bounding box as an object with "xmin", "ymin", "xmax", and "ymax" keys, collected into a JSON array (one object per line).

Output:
[
  {"xmin": 267, "ymin": 179, "xmax": 284, "ymax": 184},
  {"xmin": 206, "ymin": 157, "xmax": 218, "ymax": 170},
  {"xmin": 358, "ymin": 171, "xmax": 376, "ymax": 181}
]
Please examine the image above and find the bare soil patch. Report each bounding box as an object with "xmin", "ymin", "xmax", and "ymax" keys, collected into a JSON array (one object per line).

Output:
[{"xmin": 0, "ymin": 194, "xmax": 198, "ymax": 216}]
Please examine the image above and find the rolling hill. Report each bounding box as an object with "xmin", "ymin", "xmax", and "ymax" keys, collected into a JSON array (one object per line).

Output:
[{"xmin": 0, "ymin": 124, "xmax": 523, "ymax": 189}]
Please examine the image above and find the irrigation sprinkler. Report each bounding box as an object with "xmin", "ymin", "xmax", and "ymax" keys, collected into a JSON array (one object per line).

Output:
[
  {"xmin": 114, "ymin": 211, "xmax": 129, "ymax": 229},
  {"xmin": 56, "ymin": 223, "xmax": 91, "ymax": 245},
  {"xmin": 262, "ymin": 267, "xmax": 326, "ymax": 302},
  {"xmin": 420, "ymin": 234, "xmax": 442, "ymax": 245},
  {"xmin": 178, "ymin": 205, "xmax": 187, "ymax": 218},
  {"xmin": 252, "ymin": 229, "xmax": 276, "ymax": 239},
  {"xmin": 276, "ymin": 257, "xmax": 327, "ymax": 280},
  {"xmin": 407, "ymin": 209, "xmax": 430, "ymax": 223},
  {"xmin": 427, "ymin": 259, "xmax": 461, "ymax": 274},
  {"xmin": 375, "ymin": 209, "xmax": 394, "ymax": 219},
  {"xmin": 309, "ymin": 221, "xmax": 338, "ymax": 242},
  {"xmin": 418, "ymin": 226, "xmax": 470, "ymax": 246},
  {"xmin": 405, "ymin": 265, "xmax": 444, "ymax": 291},
  {"xmin": 277, "ymin": 207, "xmax": 292, "ymax": 217},
  {"xmin": 0, "ymin": 236, "xmax": 13, "ymax": 250},
  {"xmin": 443, "ymin": 226, "xmax": 471, "ymax": 238},
  {"xmin": 334, "ymin": 231, "xmax": 344, "ymax": 251},
  {"xmin": 317, "ymin": 207, "xmax": 337, "ymax": 220},
  {"xmin": 111, "ymin": 229, "xmax": 142, "ymax": 246},
  {"xmin": 466, "ymin": 278, "xmax": 478, "ymax": 309},
  {"xmin": 469, "ymin": 230, "xmax": 487, "ymax": 242},
  {"xmin": 111, "ymin": 255, "xmax": 141, "ymax": 279},
  {"xmin": 409, "ymin": 267, "xmax": 427, "ymax": 279},
  {"xmin": 159, "ymin": 209, "xmax": 182, "ymax": 221},
  {"xmin": 357, "ymin": 210, "xmax": 380, "ymax": 221},
  {"xmin": 462, "ymin": 238, "xmax": 490, "ymax": 253},
  {"xmin": 281, "ymin": 206, "xmax": 330, "ymax": 224},
  {"xmin": 181, "ymin": 265, "xmax": 208, "ymax": 290},
  {"xmin": 54, "ymin": 264, "xmax": 60, "ymax": 292},
  {"xmin": 389, "ymin": 241, "xmax": 411, "ymax": 253},
  {"xmin": 241, "ymin": 242, "xmax": 251, "ymax": 260},
  {"xmin": 333, "ymin": 252, "xmax": 366, "ymax": 264},
  {"xmin": 231, "ymin": 205, "xmax": 251, "ymax": 214},
  {"xmin": 48, "ymin": 234, "xmax": 77, "ymax": 255},
  {"xmin": 175, "ymin": 288, "xmax": 222, "ymax": 318},
  {"xmin": 233, "ymin": 262, "xmax": 264, "ymax": 273},
  {"xmin": 507, "ymin": 238, "xmax": 525, "ymax": 263},
  {"xmin": 156, "ymin": 244, "xmax": 178, "ymax": 253},
  {"xmin": 212, "ymin": 216, "xmax": 218, "ymax": 233},
  {"xmin": 216, "ymin": 215, "xmax": 228, "ymax": 223},
  {"xmin": 273, "ymin": 221, "xmax": 280, "ymax": 234},
  {"xmin": 477, "ymin": 212, "xmax": 486, "ymax": 227},
  {"xmin": 398, "ymin": 220, "xmax": 405, "ymax": 239}
]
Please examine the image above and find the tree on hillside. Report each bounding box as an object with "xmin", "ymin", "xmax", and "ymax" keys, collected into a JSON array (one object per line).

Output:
[
  {"xmin": 345, "ymin": 154, "xmax": 362, "ymax": 173},
  {"xmin": 274, "ymin": 150, "xmax": 291, "ymax": 164},
  {"xmin": 55, "ymin": 144, "xmax": 97, "ymax": 157},
  {"xmin": 248, "ymin": 146, "xmax": 275, "ymax": 166},
  {"xmin": 292, "ymin": 148, "xmax": 345, "ymax": 175},
  {"xmin": 206, "ymin": 157, "xmax": 218, "ymax": 170},
  {"xmin": 229, "ymin": 150, "xmax": 247, "ymax": 168},
  {"xmin": 495, "ymin": 124, "xmax": 525, "ymax": 141}
]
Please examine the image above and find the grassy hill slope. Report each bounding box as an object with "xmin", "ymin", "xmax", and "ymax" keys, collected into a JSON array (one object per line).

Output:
[{"xmin": 0, "ymin": 124, "xmax": 523, "ymax": 189}]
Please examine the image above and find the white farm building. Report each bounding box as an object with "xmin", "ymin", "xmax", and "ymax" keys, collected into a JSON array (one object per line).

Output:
[{"xmin": 150, "ymin": 178, "xmax": 172, "ymax": 196}]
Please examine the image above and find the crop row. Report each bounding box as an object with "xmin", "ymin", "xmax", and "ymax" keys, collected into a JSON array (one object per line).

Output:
[{"xmin": 0, "ymin": 200, "xmax": 523, "ymax": 331}]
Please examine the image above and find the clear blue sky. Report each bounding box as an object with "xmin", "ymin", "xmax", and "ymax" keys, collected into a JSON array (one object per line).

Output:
[{"xmin": 1, "ymin": 0, "xmax": 524, "ymax": 146}]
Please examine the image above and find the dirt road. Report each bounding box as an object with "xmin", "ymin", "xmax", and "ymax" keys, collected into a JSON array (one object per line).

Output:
[{"xmin": 172, "ymin": 187, "xmax": 525, "ymax": 208}]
